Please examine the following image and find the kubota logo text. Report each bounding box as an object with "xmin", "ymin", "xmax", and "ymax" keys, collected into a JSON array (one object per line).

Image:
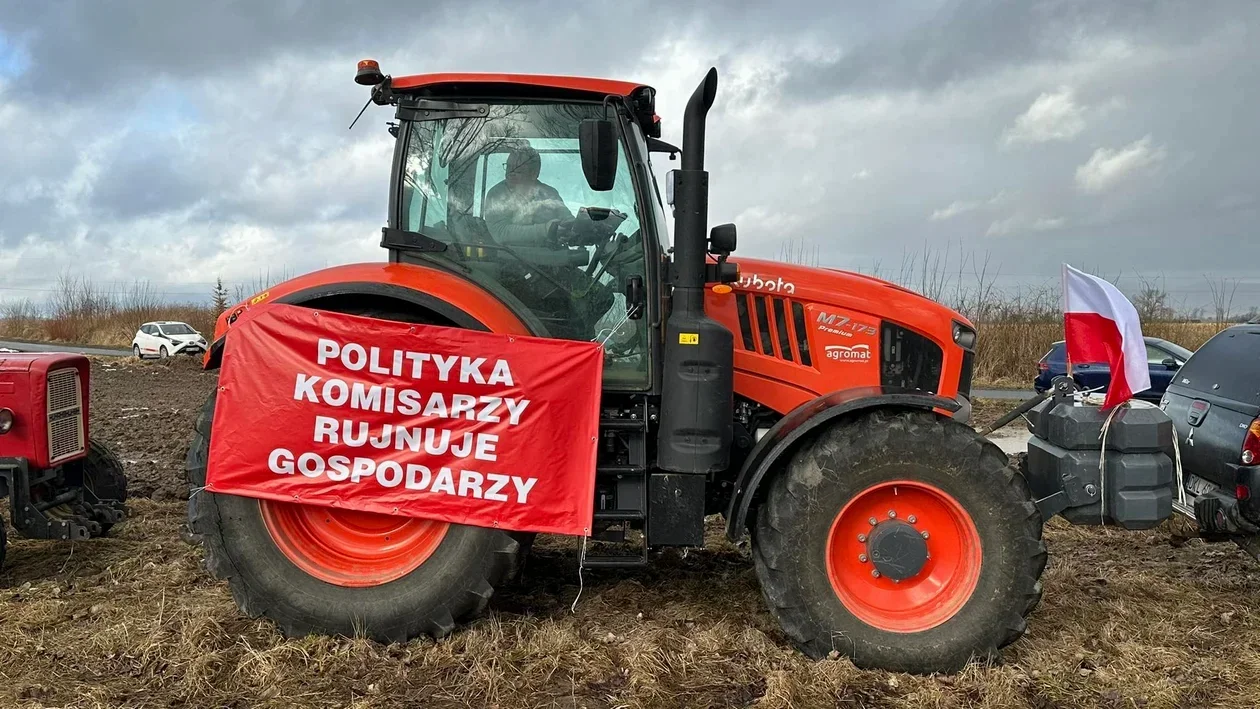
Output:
[
  {"xmin": 737, "ymin": 274, "xmax": 795, "ymax": 294},
  {"xmin": 824, "ymin": 344, "xmax": 872, "ymax": 362}
]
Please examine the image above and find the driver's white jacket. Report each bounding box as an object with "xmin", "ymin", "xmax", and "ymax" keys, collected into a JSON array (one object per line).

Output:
[{"xmin": 483, "ymin": 180, "xmax": 574, "ymax": 246}]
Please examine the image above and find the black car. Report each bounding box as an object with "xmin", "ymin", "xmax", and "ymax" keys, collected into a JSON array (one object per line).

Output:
[{"xmin": 1159, "ymin": 324, "xmax": 1260, "ymax": 537}]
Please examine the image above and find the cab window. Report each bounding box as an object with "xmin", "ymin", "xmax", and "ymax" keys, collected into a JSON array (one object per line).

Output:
[{"xmin": 399, "ymin": 103, "xmax": 650, "ymax": 390}]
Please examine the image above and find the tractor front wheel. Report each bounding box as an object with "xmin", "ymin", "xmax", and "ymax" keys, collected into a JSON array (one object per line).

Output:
[
  {"xmin": 751, "ymin": 409, "xmax": 1046, "ymax": 673},
  {"xmin": 186, "ymin": 389, "xmax": 526, "ymax": 643}
]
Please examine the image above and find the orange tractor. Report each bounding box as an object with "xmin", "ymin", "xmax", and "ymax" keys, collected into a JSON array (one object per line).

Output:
[{"xmin": 186, "ymin": 64, "xmax": 1045, "ymax": 673}]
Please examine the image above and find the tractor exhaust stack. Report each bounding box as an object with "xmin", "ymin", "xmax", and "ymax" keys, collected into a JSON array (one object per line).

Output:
[{"xmin": 656, "ymin": 67, "xmax": 735, "ymax": 475}]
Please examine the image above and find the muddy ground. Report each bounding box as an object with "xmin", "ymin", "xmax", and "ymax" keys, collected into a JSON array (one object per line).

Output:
[{"xmin": 2, "ymin": 361, "xmax": 1259, "ymax": 708}]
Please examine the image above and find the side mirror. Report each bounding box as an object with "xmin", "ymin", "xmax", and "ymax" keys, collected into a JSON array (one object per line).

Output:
[
  {"xmin": 1162, "ymin": 358, "xmax": 1180, "ymax": 370},
  {"xmin": 579, "ymin": 119, "xmax": 618, "ymax": 191},
  {"xmin": 665, "ymin": 169, "xmax": 677, "ymax": 206},
  {"xmin": 709, "ymin": 223, "xmax": 737, "ymax": 255}
]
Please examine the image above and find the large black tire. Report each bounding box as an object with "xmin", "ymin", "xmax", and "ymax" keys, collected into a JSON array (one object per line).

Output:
[
  {"xmin": 185, "ymin": 302, "xmax": 528, "ymax": 643},
  {"xmin": 80, "ymin": 438, "xmax": 128, "ymax": 535},
  {"xmin": 751, "ymin": 409, "xmax": 1047, "ymax": 674}
]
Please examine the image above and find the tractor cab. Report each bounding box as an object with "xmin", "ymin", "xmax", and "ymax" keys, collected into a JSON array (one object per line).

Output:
[{"xmin": 367, "ymin": 70, "xmax": 679, "ymax": 391}]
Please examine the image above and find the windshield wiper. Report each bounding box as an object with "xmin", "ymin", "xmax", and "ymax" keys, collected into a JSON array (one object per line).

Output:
[{"xmin": 396, "ymin": 100, "xmax": 490, "ymax": 122}]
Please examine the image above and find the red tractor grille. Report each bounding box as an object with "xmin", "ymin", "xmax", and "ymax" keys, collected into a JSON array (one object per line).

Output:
[
  {"xmin": 47, "ymin": 367, "xmax": 86, "ymax": 463},
  {"xmin": 735, "ymin": 293, "xmax": 813, "ymax": 367}
]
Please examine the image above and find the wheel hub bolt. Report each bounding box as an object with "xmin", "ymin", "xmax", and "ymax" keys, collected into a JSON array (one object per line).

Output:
[
  {"xmin": 858, "ymin": 554, "xmax": 868, "ymax": 562},
  {"xmin": 907, "ymin": 515, "xmax": 917, "ymax": 524},
  {"xmin": 921, "ymin": 531, "xmax": 929, "ymax": 539},
  {"xmin": 868, "ymin": 517, "xmax": 878, "ymax": 526},
  {"xmin": 888, "ymin": 510, "xmax": 897, "ymax": 519},
  {"xmin": 871, "ymin": 569, "xmax": 881, "ymax": 578},
  {"xmin": 857, "ymin": 533, "xmax": 867, "ymax": 542}
]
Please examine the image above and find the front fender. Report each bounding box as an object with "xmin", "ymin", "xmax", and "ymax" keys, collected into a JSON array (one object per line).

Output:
[
  {"xmin": 204, "ymin": 262, "xmax": 539, "ymax": 369},
  {"xmin": 724, "ymin": 386, "xmax": 961, "ymax": 541}
]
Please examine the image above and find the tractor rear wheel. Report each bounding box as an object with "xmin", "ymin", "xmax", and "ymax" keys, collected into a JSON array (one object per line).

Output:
[
  {"xmin": 186, "ymin": 388, "xmax": 525, "ymax": 643},
  {"xmin": 751, "ymin": 409, "xmax": 1046, "ymax": 673}
]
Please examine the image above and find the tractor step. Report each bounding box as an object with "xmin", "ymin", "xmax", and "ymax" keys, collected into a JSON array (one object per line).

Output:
[
  {"xmin": 581, "ymin": 555, "xmax": 649, "ymax": 569},
  {"xmin": 593, "ymin": 509, "xmax": 644, "ymax": 521}
]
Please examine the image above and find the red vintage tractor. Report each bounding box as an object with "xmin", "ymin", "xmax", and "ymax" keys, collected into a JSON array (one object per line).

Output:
[
  {"xmin": 0, "ymin": 353, "xmax": 128, "ymax": 568},
  {"xmin": 185, "ymin": 64, "xmax": 1045, "ymax": 673}
]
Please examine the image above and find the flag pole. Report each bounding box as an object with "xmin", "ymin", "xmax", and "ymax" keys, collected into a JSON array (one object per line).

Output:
[{"xmin": 1062, "ymin": 264, "xmax": 1073, "ymax": 381}]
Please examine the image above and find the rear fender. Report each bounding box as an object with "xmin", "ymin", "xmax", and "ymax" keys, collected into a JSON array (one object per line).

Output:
[
  {"xmin": 724, "ymin": 386, "xmax": 961, "ymax": 541},
  {"xmin": 204, "ymin": 262, "xmax": 540, "ymax": 369}
]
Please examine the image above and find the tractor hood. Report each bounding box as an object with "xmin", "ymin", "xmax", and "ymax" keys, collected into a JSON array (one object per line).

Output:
[
  {"xmin": 729, "ymin": 256, "xmax": 972, "ymax": 334},
  {"xmin": 715, "ymin": 257, "xmax": 976, "ymax": 414}
]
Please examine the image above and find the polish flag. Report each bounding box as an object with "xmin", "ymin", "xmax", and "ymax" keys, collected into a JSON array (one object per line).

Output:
[{"xmin": 1062, "ymin": 264, "xmax": 1152, "ymax": 409}]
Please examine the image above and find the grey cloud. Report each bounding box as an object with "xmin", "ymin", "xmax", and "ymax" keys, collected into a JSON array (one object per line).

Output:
[{"xmin": 1, "ymin": 0, "xmax": 1258, "ymax": 312}]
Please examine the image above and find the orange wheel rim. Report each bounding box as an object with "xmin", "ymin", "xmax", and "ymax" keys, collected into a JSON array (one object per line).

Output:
[
  {"xmin": 260, "ymin": 500, "xmax": 449, "ymax": 588},
  {"xmin": 825, "ymin": 480, "xmax": 982, "ymax": 632}
]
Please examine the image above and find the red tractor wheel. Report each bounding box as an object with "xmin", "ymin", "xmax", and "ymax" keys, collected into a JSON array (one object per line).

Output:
[
  {"xmin": 184, "ymin": 303, "xmax": 530, "ymax": 643},
  {"xmin": 186, "ymin": 388, "xmax": 525, "ymax": 642},
  {"xmin": 751, "ymin": 409, "xmax": 1046, "ymax": 673}
]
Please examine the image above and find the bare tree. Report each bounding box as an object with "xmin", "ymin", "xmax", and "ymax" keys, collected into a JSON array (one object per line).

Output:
[
  {"xmin": 1132, "ymin": 274, "xmax": 1175, "ymax": 321},
  {"xmin": 777, "ymin": 236, "xmax": 819, "ymax": 266},
  {"xmin": 1205, "ymin": 275, "xmax": 1240, "ymax": 325}
]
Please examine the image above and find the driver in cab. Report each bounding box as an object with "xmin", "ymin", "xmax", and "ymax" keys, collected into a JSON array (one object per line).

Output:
[{"xmin": 483, "ymin": 145, "xmax": 616, "ymax": 251}]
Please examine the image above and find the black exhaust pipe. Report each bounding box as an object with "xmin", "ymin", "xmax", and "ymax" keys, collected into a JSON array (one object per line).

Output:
[{"xmin": 656, "ymin": 67, "xmax": 734, "ymax": 475}]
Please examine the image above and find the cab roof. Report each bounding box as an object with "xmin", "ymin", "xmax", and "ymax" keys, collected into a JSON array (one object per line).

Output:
[{"xmin": 391, "ymin": 73, "xmax": 651, "ymax": 99}]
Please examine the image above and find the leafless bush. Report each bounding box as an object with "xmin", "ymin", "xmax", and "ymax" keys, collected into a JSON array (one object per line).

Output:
[
  {"xmin": 777, "ymin": 237, "xmax": 819, "ymax": 266},
  {"xmin": 231, "ymin": 267, "xmax": 292, "ymax": 303},
  {"xmin": 854, "ymin": 244, "xmax": 1246, "ymax": 385},
  {"xmin": 1206, "ymin": 275, "xmax": 1240, "ymax": 325},
  {"xmin": 0, "ymin": 273, "xmax": 220, "ymax": 347}
]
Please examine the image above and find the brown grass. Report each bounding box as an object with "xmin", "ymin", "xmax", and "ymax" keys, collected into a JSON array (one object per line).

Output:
[
  {"xmin": 973, "ymin": 321, "xmax": 1230, "ymax": 388},
  {"xmin": 0, "ymin": 276, "xmax": 220, "ymax": 348},
  {"xmin": 5, "ymin": 359, "xmax": 1260, "ymax": 707},
  {"xmin": 5, "ymin": 503, "xmax": 1260, "ymax": 708}
]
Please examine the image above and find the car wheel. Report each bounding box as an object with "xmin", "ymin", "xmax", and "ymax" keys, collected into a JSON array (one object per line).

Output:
[
  {"xmin": 160, "ymin": 346, "xmax": 169, "ymax": 359},
  {"xmin": 133, "ymin": 344, "xmax": 142, "ymax": 359}
]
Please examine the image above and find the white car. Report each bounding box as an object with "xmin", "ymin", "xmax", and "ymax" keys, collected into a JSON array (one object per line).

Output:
[{"xmin": 131, "ymin": 321, "xmax": 208, "ymax": 359}]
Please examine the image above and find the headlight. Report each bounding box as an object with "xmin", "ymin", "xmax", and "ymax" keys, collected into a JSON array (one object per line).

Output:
[
  {"xmin": 952, "ymin": 321, "xmax": 977, "ymax": 350},
  {"xmin": 0, "ymin": 408, "xmax": 14, "ymax": 434}
]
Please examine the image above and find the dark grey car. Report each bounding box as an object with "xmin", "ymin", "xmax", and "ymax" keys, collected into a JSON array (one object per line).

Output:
[{"xmin": 1159, "ymin": 325, "xmax": 1260, "ymax": 540}]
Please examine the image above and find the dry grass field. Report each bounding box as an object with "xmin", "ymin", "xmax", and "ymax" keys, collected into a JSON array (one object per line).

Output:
[{"xmin": 2, "ymin": 361, "xmax": 1258, "ymax": 708}]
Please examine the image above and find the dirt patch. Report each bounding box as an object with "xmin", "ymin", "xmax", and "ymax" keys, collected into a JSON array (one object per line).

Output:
[
  {"xmin": 2, "ymin": 362, "xmax": 1259, "ymax": 707},
  {"xmin": 86, "ymin": 357, "xmax": 218, "ymax": 501},
  {"xmin": 971, "ymin": 397, "xmax": 1022, "ymax": 433}
]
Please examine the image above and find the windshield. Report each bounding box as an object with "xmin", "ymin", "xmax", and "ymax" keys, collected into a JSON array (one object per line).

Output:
[
  {"xmin": 399, "ymin": 102, "xmax": 650, "ymax": 390},
  {"xmin": 1157, "ymin": 340, "xmax": 1194, "ymax": 362},
  {"xmin": 160, "ymin": 323, "xmax": 196, "ymax": 336}
]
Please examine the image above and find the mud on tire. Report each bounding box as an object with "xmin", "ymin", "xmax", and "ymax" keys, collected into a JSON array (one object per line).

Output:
[{"xmin": 751, "ymin": 409, "xmax": 1046, "ymax": 673}]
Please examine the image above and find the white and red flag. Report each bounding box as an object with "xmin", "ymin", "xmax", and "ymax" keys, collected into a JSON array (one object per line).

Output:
[{"xmin": 1062, "ymin": 264, "xmax": 1152, "ymax": 409}]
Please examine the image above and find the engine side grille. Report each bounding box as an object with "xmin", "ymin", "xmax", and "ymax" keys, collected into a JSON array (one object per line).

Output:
[
  {"xmin": 880, "ymin": 323, "xmax": 943, "ymax": 394},
  {"xmin": 735, "ymin": 293, "xmax": 814, "ymax": 367},
  {"xmin": 47, "ymin": 367, "xmax": 86, "ymax": 463}
]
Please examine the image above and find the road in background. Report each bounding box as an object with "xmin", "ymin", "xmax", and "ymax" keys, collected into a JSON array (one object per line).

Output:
[
  {"xmin": 973, "ymin": 388, "xmax": 1034, "ymax": 400},
  {"xmin": 0, "ymin": 339, "xmax": 132, "ymax": 357}
]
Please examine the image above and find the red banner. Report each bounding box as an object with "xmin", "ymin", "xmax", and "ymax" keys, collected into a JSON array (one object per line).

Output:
[{"xmin": 205, "ymin": 304, "xmax": 603, "ymax": 536}]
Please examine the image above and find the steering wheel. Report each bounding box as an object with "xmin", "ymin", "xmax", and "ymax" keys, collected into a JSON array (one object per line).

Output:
[{"xmin": 585, "ymin": 227, "xmax": 635, "ymax": 279}]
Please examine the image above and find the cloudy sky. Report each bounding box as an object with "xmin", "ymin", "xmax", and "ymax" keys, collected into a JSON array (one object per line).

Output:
[{"xmin": 1, "ymin": 0, "xmax": 1257, "ymax": 313}]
